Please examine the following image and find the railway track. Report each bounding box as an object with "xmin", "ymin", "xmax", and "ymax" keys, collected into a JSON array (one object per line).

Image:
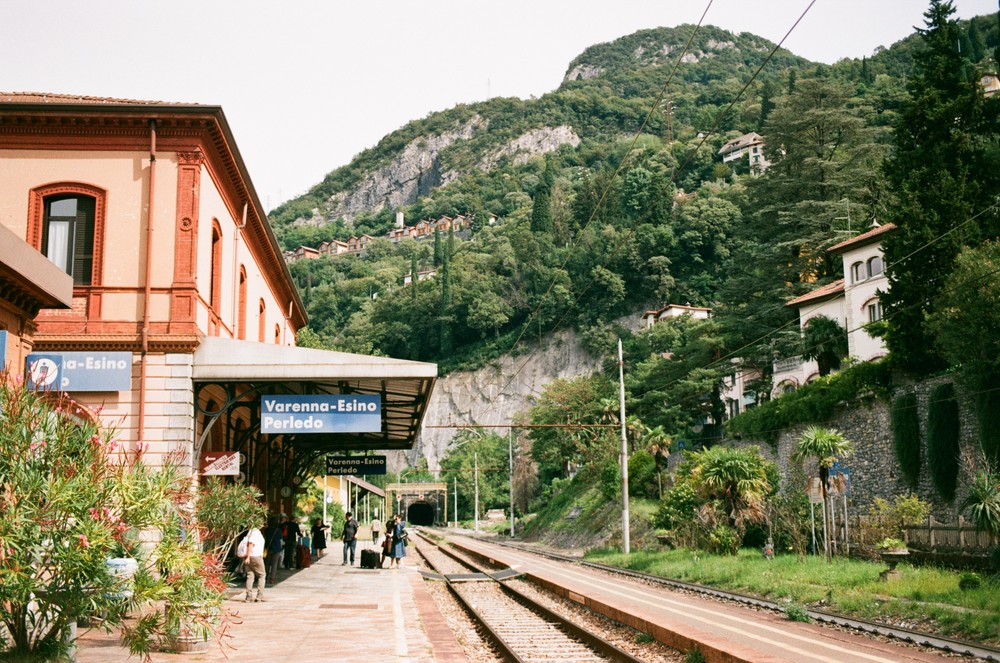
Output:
[
  {"xmin": 412, "ymin": 531, "xmax": 645, "ymax": 663},
  {"xmin": 453, "ymin": 533, "xmax": 1000, "ymax": 662}
]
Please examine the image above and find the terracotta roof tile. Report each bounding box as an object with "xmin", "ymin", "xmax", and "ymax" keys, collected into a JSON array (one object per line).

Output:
[
  {"xmin": 828, "ymin": 223, "xmax": 897, "ymax": 254},
  {"xmin": 0, "ymin": 91, "xmax": 197, "ymax": 106},
  {"xmin": 785, "ymin": 279, "xmax": 844, "ymax": 307}
]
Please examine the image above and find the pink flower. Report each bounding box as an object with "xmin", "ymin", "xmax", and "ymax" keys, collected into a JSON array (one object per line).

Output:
[{"xmin": 78, "ymin": 534, "xmax": 90, "ymax": 548}]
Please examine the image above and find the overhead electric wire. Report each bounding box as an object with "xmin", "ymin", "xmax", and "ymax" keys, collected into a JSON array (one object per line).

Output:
[{"xmin": 474, "ymin": 0, "xmax": 819, "ymax": 424}]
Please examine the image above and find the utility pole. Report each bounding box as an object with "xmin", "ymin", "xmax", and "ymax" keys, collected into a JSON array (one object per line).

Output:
[
  {"xmin": 619, "ymin": 338, "xmax": 630, "ymax": 554},
  {"xmin": 453, "ymin": 476, "xmax": 458, "ymax": 527},
  {"xmin": 474, "ymin": 452, "xmax": 480, "ymax": 533},
  {"xmin": 509, "ymin": 429, "xmax": 515, "ymax": 538}
]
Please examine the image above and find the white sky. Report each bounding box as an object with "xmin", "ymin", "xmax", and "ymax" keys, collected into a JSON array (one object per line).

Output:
[{"xmin": 2, "ymin": 1, "xmax": 995, "ymax": 211}]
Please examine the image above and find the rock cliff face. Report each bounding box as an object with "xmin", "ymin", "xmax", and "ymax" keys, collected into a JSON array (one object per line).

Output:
[
  {"xmin": 312, "ymin": 122, "xmax": 581, "ymax": 225},
  {"xmin": 321, "ymin": 116, "xmax": 486, "ymax": 223},
  {"xmin": 400, "ymin": 329, "xmax": 601, "ymax": 472}
]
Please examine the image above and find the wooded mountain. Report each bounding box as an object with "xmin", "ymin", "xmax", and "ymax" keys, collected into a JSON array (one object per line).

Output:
[{"xmin": 269, "ymin": 13, "xmax": 998, "ymax": 383}]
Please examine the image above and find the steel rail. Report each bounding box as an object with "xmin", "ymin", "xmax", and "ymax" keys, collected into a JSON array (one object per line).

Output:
[
  {"xmin": 413, "ymin": 531, "xmax": 643, "ymax": 663},
  {"xmin": 469, "ymin": 535, "xmax": 1000, "ymax": 663}
]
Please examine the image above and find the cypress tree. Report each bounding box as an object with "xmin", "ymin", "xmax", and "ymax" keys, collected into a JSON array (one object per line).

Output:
[
  {"xmin": 530, "ymin": 164, "xmax": 554, "ymax": 233},
  {"xmin": 879, "ymin": 0, "xmax": 1000, "ymax": 373},
  {"xmin": 433, "ymin": 227, "xmax": 442, "ymax": 266},
  {"xmin": 410, "ymin": 253, "xmax": 418, "ymax": 302}
]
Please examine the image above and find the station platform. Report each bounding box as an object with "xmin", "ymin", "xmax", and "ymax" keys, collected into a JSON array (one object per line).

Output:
[{"xmin": 75, "ymin": 542, "xmax": 467, "ymax": 663}]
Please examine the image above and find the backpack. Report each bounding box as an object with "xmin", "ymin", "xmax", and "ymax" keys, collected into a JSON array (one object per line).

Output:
[{"xmin": 236, "ymin": 536, "xmax": 249, "ymax": 558}]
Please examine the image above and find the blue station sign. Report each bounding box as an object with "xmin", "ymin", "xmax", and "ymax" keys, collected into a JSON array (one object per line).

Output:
[
  {"xmin": 25, "ymin": 352, "xmax": 132, "ymax": 392},
  {"xmin": 260, "ymin": 394, "xmax": 382, "ymax": 434}
]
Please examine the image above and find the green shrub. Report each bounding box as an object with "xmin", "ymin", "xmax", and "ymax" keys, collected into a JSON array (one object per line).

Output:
[
  {"xmin": 958, "ymin": 572, "xmax": 983, "ymax": 591},
  {"xmin": 927, "ymin": 383, "xmax": 961, "ymax": 501},
  {"xmin": 891, "ymin": 392, "xmax": 921, "ymax": 487},
  {"xmin": 655, "ymin": 481, "xmax": 699, "ymax": 530},
  {"xmin": 708, "ymin": 524, "xmax": 740, "ymax": 555},
  {"xmin": 599, "ymin": 458, "xmax": 622, "ymax": 500},
  {"xmin": 628, "ymin": 449, "xmax": 659, "ymax": 499},
  {"xmin": 726, "ymin": 361, "xmax": 893, "ymax": 445},
  {"xmin": 785, "ymin": 602, "xmax": 813, "ymax": 623},
  {"xmin": 685, "ymin": 647, "xmax": 707, "ymax": 663}
]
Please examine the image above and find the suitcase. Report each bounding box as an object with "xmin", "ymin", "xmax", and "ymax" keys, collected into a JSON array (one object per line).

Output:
[
  {"xmin": 297, "ymin": 544, "xmax": 311, "ymax": 569},
  {"xmin": 360, "ymin": 548, "xmax": 380, "ymax": 569}
]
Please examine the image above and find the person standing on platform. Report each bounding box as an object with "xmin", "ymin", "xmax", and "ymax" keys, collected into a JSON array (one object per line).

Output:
[
  {"xmin": 311, "ymin": 518, "xmax": 329, "ymax": 560},
  {"xmin": 238, "ymin": 524, "xmax": 266, "ymax": 602},
  {"xmin": 380, "ymin": 518, "xmax": 394, "ymax": 568},
  {"xmin": 342, "ymin": 511, "xmax": 359, "ymax": 565},
  {"xmin": 282, "ymin": 513, "xmax": 301, "ymax": 569},
  {"xmin": 263, "ymin": 516, "xmax": 283, "ymax": 583},
  {"xmin": 370, "ymin": 517, "xmax": 381, "ymax": 545},
  {"xmin": 390, "ymin": 514, "xmax": 407, "ymax": 568}
]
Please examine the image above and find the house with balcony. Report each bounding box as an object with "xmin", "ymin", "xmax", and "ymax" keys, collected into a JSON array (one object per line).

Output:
[
  {"xmin": 718, "ymin": 131, "xmax": 770, "ymax": 173},
  {"xmin": 771, "ymin": 223, "xmax": 895, "ymax": 396}
]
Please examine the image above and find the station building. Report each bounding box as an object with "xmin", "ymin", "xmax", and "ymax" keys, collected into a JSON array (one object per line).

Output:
[{"xmin": 0, "ymin": 93, "xmax": 436, "ymax": 514}]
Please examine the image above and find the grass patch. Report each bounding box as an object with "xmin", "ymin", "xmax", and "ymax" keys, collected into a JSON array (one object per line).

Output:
[{"xmin": 584, "ymin": 547, "xmax": 1000, "ymax": 645}]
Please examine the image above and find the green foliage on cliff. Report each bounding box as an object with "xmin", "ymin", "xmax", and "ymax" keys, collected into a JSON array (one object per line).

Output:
[
  {"xmin": 927, "ymin": 382, "xmax": 961, "ymax": 501},
  {"xmin": 891, "ymin": 391, "xmax": 921, "ymax": 488}
]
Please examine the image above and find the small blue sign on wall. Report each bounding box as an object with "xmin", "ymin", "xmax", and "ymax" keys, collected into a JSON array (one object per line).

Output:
[
  {"xmin": 0, "ymin": 330, "xmax": 8, "ymax": 370},
  {"xmin": 260, "ymin": 394, "xmax": 382, "ymax": 434},
  {"xmin": 26, "ymin": 352, "xmax": 132, "ymax": 392}
]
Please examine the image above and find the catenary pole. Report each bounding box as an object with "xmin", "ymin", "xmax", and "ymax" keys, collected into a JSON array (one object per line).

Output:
[
  {"xmin": 509, "ymin": 429, "xmax": 515, "ymax": 538},
  {"xmin": 619, "ymin": 338, "xmax": 630, "ymax": 554}
]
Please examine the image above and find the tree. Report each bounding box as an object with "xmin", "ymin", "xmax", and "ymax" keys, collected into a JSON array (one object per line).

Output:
[
  {"xmin": 0, "ymin": 377, "xmax": 229, "ymax": 658},
  {"xmin": 879, "ymin": 0, "xmax": 1000, "ymax": 373},
  {"xmin": 792, "ymin": 426, "xmax": 853, "ymax": 558},
  {"xmin": 801, "ymin": 315, "xmax": 849, "ymax": 376},
  {"xmin": 686, "ymin": 445, "xmax": 773, "ymax": 550},
  {"xmin": 530, "ymin": 163, "xmax": 553, "ymax": 233},
  {"xmin": 925, "ymin": 241, "xmax": 1000, "ymax": 372}
]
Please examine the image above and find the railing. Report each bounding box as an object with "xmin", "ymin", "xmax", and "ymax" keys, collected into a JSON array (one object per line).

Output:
[
  {"xmin": 904, "ymin": 516, "xmax": 998, "ymax": 553},
  {"xmin": 773, "ymin": 355, "xmax": 802, "ymax": 373}
]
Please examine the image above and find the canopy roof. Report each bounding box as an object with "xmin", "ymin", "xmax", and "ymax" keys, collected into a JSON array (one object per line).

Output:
[{"xmin": 193, "ymin": 337, "xmax": 437, "ymax": 451}]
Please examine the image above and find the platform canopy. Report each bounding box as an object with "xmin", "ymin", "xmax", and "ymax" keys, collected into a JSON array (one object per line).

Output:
[{"xmin": 193, "ymin": 337, "xmax": 437, "ymax": 453}]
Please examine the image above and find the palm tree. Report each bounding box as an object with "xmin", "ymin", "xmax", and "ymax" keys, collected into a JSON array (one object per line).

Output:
[
  {"xmin": 690, "ymin": 445, "xmax": 772, "ymax": 537},
  {"xmin": 801, "ymin": 315, "xmax": 848, "ymax": 376},
  {"xmin": 644, "ymin": 425, "xmax": 672, "ymax": 498},
  {"xmin": 792, "ymin": 426, "xmax": 853, "ymax": 558}
]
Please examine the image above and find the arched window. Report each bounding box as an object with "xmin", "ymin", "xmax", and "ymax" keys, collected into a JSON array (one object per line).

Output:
[
  {"xmin": 274, "ymin": 323, "xmax": 281, "ymax": 345},
  {"xmin": 29, "ymin": 183, "xmax": 108, "ymax": 286},
  {"xmin": 258, "ymin": 299, "xmax": 266, "ymax": 343},
  {"xmin": 209, "ymin": 220, "xmax": 223, "ymax": 314},
  {"xmin": 866, "ymin": 298, "xmax": 883, "ymax": 322},
  {"xmin": 851, "ymin": 261, "xmax": 866, "ymax": 283},
  {"xmin": 867, "ymin": 255, "xmax": 883, "ymax": 277},
  {"xmin": 237, "ymin": 266, "xmax": 247, "ymax": 340}
]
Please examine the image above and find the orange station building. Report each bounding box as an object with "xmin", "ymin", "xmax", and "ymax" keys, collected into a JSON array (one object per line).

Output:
[{"xmin": 0, "ymin": 93, "xmax": 436, "ymax": 512}]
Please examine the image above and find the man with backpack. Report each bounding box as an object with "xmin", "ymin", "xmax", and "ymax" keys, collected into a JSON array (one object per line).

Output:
[
  {"xmin": 237, "ymin": 524, "xmax": 266, "ymax": 602},
  {"xmin": 342, "ymin": 511, "xmax": 359, "ymax": 566}
]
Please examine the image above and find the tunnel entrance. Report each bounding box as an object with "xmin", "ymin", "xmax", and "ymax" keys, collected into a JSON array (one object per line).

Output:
[{"xmin": 407, "ymin": 501, "xmax": 435, "ymax": 526}]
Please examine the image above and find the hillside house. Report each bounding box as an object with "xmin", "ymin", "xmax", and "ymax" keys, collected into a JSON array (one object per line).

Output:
[
  {"xmin": 641, "ymin": 304, "xmax": 711, "ymax": 329},
  {"xmin": 718, "ymin": 131, "xmax": 770, "ymax": 173},
  {"xmin": 772, "ymin": 223, "xmax": 894, "ymax": 395}
]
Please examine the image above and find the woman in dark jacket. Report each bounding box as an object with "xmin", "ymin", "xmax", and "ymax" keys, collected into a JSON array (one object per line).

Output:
[
  {"xmin": 390, "ymin": 514, "xmax": 406, "ymax": 568},
  {"xmin": 380, "ymin": 518, "xmax": 394, "ymax": 568},
  {"xmin": 311, "ymin": 518, "xmax": 330, "ymax": 559}
]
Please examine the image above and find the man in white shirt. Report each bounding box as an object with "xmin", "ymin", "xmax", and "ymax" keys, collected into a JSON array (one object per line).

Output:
[{"xmin": 239, "ymin": 525, "xmax": 267, "ymax": 602}]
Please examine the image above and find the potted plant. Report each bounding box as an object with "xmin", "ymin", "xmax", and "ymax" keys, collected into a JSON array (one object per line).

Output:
[{"xmin": 876, "ymin": 537, "xmax": 909, "ymax": 581}]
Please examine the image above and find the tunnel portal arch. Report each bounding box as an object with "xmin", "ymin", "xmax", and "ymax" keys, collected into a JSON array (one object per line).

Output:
[{"xmin": 407, "ymin": 501, "xmax": 435, "ymax": 526}]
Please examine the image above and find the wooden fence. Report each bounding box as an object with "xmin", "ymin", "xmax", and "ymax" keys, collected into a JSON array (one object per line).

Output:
[
  {"xmin": 824, "ymin": 513, "xmax": 998, "ymax": 555},
  {"xmin": 904, "ymin": 516, "xmax": 998, "ymax": 553}
]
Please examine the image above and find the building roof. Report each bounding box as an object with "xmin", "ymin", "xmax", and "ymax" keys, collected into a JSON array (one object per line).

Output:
[
  {"xmin": 828, "ymin": 223, "xmax": 897, "ymax": 254},
  {"xmin": 785, "ymin": 279, "xmax": 844, "ymax": 308},
  {"xmin": 193, "ymin": 337, "xmax": 437, "ymax": 451},
  {"xmin": 643, "ymin": 304, "xmax": 712, "ymax": 317},
  {"xmin": 718, "ymin": 132, "xmax": 763, "ymax": 156}
]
